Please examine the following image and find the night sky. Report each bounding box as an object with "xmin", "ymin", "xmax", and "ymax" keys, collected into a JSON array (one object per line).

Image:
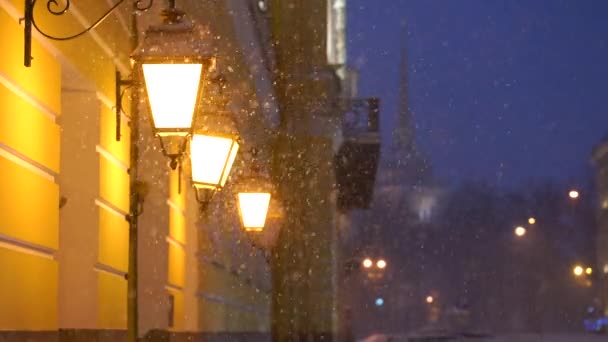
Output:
[{"xmin": 348, "ymin": 0, "xmax": 608, "ymax": 188}]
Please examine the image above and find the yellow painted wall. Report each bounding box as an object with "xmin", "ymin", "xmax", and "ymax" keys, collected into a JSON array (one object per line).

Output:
[
  {"xmin": 98, "ymin": 207, "xmax": 129, "ymax": 272},
  {"xmin": 100, "ymin": 105, "xmax": 130, "ymax": 166},
  {"xmin": 97, "ymin": 272, "xmax": 127, "ymax": 329},
  {"xmin": 2, "ymin": 0, "xmax": 132, "ymax": 331},
  {"xmin": 0, "ymin": 9, "xmax": 61, "ymax": 114},
  {"xmin": 2, "ymin": 0, "xmax": 275, "ymax": 334},
  {"xmin": 169, "ymin": 169, "xmax": 186, "ymax": 210},
  {"xmin": 0, "ymin": 84, "xmax": 60, "ymax": 172},
  {"xmin": 0, "ymin": 4, "xmax": 62, "ymax": 332},
  {"xmin": 0, "ymin": 247, "xmax": 58, "ymax": 330},
  {"xmin": 0, "ymin": 149, "xmax": 59, "ymax": 249},
  {"xmin": 167, "ymin": 167, "xmax": 189, "ymax": 331},
  {"xmin": 168, "ymin": 243, "xmax": 185, "ymax": 288},
  {"xmin": 99, "ymin": 157, "xmax": 129, "ymax": 213},
  {"xmin": 169, "ymin": 207, "xmax": 186, "ymax": 245}
]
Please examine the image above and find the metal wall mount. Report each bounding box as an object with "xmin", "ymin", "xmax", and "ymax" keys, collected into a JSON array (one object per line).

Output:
[{"xmin": 21, "ymin": 0, "xmax": 154, "ymax": 67}]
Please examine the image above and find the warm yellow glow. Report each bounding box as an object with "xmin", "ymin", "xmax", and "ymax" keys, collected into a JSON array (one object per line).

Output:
[
  {"xmin": 573, "ymin": 265, "xmax": 584, "ymax": 276},
  {"xmin": 586, "ymin": 267, "xmax": 593, "ymax": 275},
  {"xmin": 377, "ymin": 259, "xmax": 387, "ymax": 269},
  {"xmin": 426, "ymin": 296, "xmax": 434, "ymax": 304},
  {"xmin": 514, "ymin": 226, "xmax": 526, "ymax": 237},
  {"xmin": 528, "ymin": 217, "xmax": 536, "ymax": 225},
  {"xmin": 142, "ymin": 63, "xmax": 202, "ymax": 131},
  {"xmin": 569, "ymin": 190, "xmax": 580, "ymax": 199},
  {"xmin": 362, "ymin": 258, "xmax": 373, "ymax": 268},
  {"xmin": 238, "ymin": 192, "xmax": 271, "ymax": 231},
  {"xmin": 220, "ymin": 141, "xmax": 239, "ymax": 187},
  {"xmin": 190, "ymin": 134, "xmax": 238, "ymax": 188}
]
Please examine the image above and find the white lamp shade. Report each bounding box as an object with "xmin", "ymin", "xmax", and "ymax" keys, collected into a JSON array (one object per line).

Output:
[
  {"xmin": 190, "ymin": 134, "xmax": 239, "ymax": 189},
  {"xmin": 142, "ymin": 63, "xmax": 203, "ymax": 133},
  {"xmin": 238, "ymin": 192, "xmax": 271, "ymax": 231}
]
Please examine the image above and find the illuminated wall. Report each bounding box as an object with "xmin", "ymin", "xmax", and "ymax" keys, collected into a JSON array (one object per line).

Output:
[
  {"xmin": 0, "ymin": 0, "xmax": 273, "ymax": 338},
  {"xmin": 0, "ymin": 2, "xmax": 61, "ymax": 331},
  {"xmin": 0, "ymin": 0, "xmax": 131, "ymax": 333}
]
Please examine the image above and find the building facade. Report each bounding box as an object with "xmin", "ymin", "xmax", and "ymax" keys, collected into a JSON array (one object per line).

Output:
[
  {"xmin": 592, "ymin": 139, "xmax": 608, "ymax": 318},
  {"xmin": 0, "ymin": 0, "xmax": 278, "ymax": 340}
]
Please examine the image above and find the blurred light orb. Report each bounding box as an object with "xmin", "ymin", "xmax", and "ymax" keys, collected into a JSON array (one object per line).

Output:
[
  {"xmin": 528, "ymin": 217, "xmax": 536, "ymax": 225},
  {"xmin": 514, "ymin": 226, "xmax": 526, "ymax": 237},
  {"xmin": 375, "ymin": 298, "xmax": 384, "ymax": 306},
  {"xmin": 362, "ymin": 258, "xmax": 373, "ymax": 268},
  {"xmin": 376, "ymin": 259, "xmax": 387, "ymax": 269},
  {"xmin": 586, "ymin": 267, "xmax": 593, "ymax": 275},
  {"xmin": 569, "ymin": 190, "xmax": 580, "ymax": 199},
  {"xmin": 574, "ymin": 265, "xmax": 584, "ymax": 276},
  {"xmin": 426, "ymin": 295, "xmax": 434, "ymax": 304}
]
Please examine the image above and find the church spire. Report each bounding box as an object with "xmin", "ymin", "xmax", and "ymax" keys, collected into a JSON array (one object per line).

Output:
[{"xmin": 393, "ymin": 46, "xmax": 415, "ymax": 152}]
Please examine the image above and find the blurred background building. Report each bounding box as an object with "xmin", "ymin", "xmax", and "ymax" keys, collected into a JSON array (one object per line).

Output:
[{"xmin": 592, "ymin": 138, "xmax": 608, "ymax": 318}]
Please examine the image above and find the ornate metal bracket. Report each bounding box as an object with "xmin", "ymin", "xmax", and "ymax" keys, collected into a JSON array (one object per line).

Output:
[
  {"xmin": 21, "ymin": 0, "xmax": 154, "ymax": 67},
  {"xmin": 115, "ymin": 70, "xmax": 133, "ymax": 141}
]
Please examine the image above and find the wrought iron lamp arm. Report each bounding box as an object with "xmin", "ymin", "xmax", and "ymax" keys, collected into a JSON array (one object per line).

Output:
[{"xmin": 22, "ymin": 0, "xmax": 154, "ymax": 66}]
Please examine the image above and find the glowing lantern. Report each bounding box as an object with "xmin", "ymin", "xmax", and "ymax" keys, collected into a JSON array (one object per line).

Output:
[
  {"xmin": 190, "ymin": 133, "xmax": 239, "ymax": 190},
  {"xmin": 238, "ymin": 192, "xmax": 272, "ymax": 232},
  {"xmin": 235, "ymin": 150, "xmax": 274, "ymax": 232},
  {"xmin": 131, "ymin": 10, "xmax": 216, "ymax": 168}
]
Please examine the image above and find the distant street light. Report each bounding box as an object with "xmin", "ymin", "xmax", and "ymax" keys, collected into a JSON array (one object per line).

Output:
[
  {"xmin": 528, "ymin": 217, "xmax": 536, "ymax": 225},
  {"xmin": 426, "ymin": 295, "xmax": 434, "ymax": 304},
  {"xmin": 586, "ymin": 267, "xmax": 593, "ymax": 275},
  {"xmin": 514, "ymin": 226, "xmax": 527, "ymax": 237},
  {"xmin": 569, "ymin": 190, "xmax": 580, "ymax": 199},
  {"xmin": 377, "ymin": 259, "xmax": 387, "ymax": 269},
  {"xmin": 574, "ymin": 265, "xmax": 584, "ymax": 277},
  {"xmin": 375, "ymin": 298, "xmax": 384, "ymax": 307},
  {"xmin": 362, "ymin": 258, "xmax": 373, "ymax": 268}
]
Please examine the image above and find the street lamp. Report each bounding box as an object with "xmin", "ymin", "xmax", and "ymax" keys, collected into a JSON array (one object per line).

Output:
[
  {"xmin": 426, "ymin": 295, "xmax": 434, "ymax": 304},
  {"xmin": 377, "ymin": 259, "xmax": 387, "ymax": 269},
  {"xmin": 574, "ymin": 265, "xmax": 584, "ymax": 277},
  {"xmin": 514, "ymin": 226, "xmax": 527, "ymax": 237},
  {"xmin": 190, "ymin": 132, "xmax": 239, "ymax": 190},
  {"xmin": 528, "ymin": 217, "xmax": 536, "ymax": 225},
  {"xmin": 586, "ymin": 267, "xmax": 593, "ymax": 275},
  {"xmin": 187, "ymin": 74, "xmax": 240, "ymax": 208},
  {"xmin": 236, "ymin": 149, "xmax": 274, "ymax": 232},
  {"xmin": 569, "ymin": 190, "xmax": 580, "ymax": 199},
  {"xmin": 238, "ymin": 192, "xmax": 272, "ymax": 232},
  {"xmin": 362, "ymin": 258, "xmax": 373, "ymax": 268},
  {"xmin": 131, "ymin": 3, "xmax": 216, "ymax": 169}
]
